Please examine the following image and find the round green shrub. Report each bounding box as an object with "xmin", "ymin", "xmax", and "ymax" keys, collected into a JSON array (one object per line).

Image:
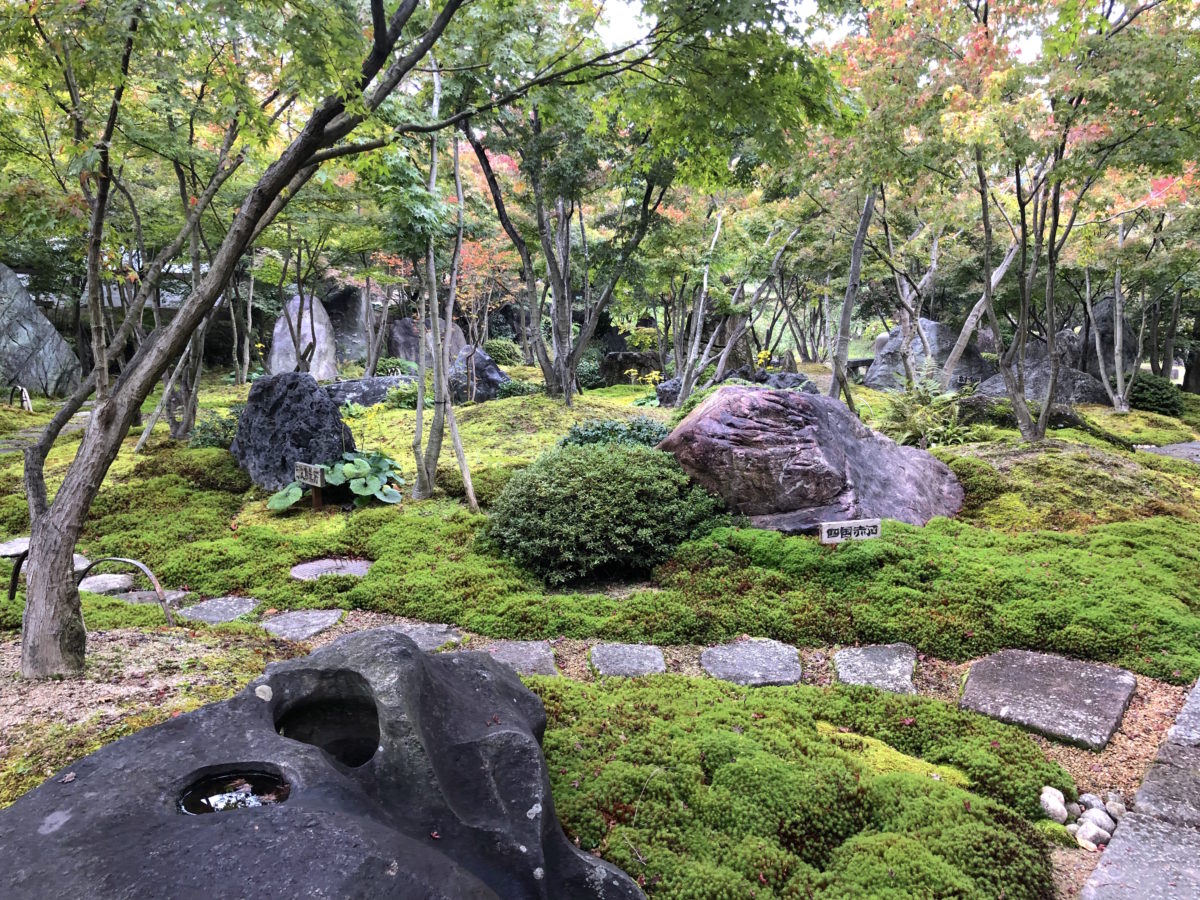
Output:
[
  {"xmin": 486, "ymin": 444, "xmax": 725, "ymax": 584},
  {"xmin": 560, "ymin": 416, "xmax": 670, "ymax": 449},
  {"xmin": 496, "ymin": 379, "xmax": 543, "ymax": 399},
  {"xmin": 483, "ymin": 337, "xmax": 522, "ymax": 366},
  {"xmin": 1127, "ymin": 373, "xmax": 1184, "ymax": 418}
]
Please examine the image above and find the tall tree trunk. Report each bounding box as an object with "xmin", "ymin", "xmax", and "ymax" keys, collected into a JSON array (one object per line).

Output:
[{"xmin": 829, "ymin": 189, "xmax": 876, "ymax": 410}]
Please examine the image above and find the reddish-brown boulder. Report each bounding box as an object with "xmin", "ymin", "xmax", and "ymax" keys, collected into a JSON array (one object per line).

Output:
[{"xmin": 657, "ymin": 387, "xmax": 963, "ymax": 534}]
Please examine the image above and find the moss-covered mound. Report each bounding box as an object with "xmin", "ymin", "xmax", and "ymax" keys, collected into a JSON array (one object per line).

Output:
[{"xmin": 536, "ymin": 676, "xmax": 1063, "ymax": 899}]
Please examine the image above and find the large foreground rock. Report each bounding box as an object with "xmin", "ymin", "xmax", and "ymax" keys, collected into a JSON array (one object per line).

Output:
[
  {"xmin": 449, "ymin": 346, "xmax": 511, "ymax": 403},
  {"xmin": 960, "ymin": 650, "xmax": 1136, "ymax": 750},
  {"xmin": 231, "ymin": 372, "xmax": 355, "ymax": 490},
  {"xmin": 0, "ymin": 629, "xmax": 641, "ymax": 900},
  {"xmin": 0, "ymin": 262, "xmax": 80, "ymax": 396},
  {"xmin": 267, "ymin": 295, "xmax": 339, "ymax": 382},
  {"xmin": 658, "ymin": 387, "xmax": 963, "ymax": 534},
  {"xmin": 863, "ymin": 318, "xmax": 994, "ymax": 390}
]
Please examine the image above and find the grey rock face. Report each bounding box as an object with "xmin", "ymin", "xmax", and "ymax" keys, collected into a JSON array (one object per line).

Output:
[
  {"xmin": 1080, "ymin": 298, "xmax": 1139, "ymax": 379},
  {"xmin": 290, "ymin": 558, "xmax": 372, "ymax": 580},
  {"xmin": 230, "ymin": 372, "xmax": 355, "ymax": 490},
  {"xmin": 1132, "ymin": 743, "xmax": 1200, "ymax": 830},
  {"xmin": 600, "ymin": 352, "xmax": 659, "ymax": 387},
  {"xmin": 324, "ymin": 375, "xmax": 414, "ymax": 408},
  {"xmin": 387, "ymin": 318, "xmax": 467, "ymax": 366},
  {"xmin": 481, "ymin": 640, "xmax": 559, "ymax": 676},
  {"xmin": 1081, "ymin": 813, "xmax": 1200, "ymax": 899},
  {"xmin": 833, "ymin": 643, "xmax": 917, "ymax": 694},
  {"xmin": 0, "ymin": 262, "xmax": 81, "ymax": 397},
  {"xmin": 267, "ymin": 295, "xmax": 340, "ymax": 382},
  {"xmin": 179, "ymin": 596, "xmax": 258, "ymax": 624},
  {"xmin": 261, "ymin": 610, "xmax": 343, "ymax": 641},
  {"xmin": 978, "ymin": 364, "xmax": 1112, "ymax": 406},
  {"xmin": 655, "ymin": 377, "xmax": 681, "ymax": 407},
  {"xmin": 722, "ymin": 367, "xmax": 818, "ymax": 394},
  {"xmin": 0, "ymin": 629, "xmax": 642, "ymax": 900},
  {"xmin": 960, "ymin": 650, "xmax": 1137, "ymax": 750},
  {"xmin": 658, "ymin": 387, "xmax": 963, "ymax": 535},
  {"xmin": 322, "ymin": 283, "xmax": 368, "ymax": 363},
  {"xmin": 1169, "ymin": 679, "xmax": 1200, "ymax": 746},
  {"xmin": 0, "ymin": 536, "xmax": 30, "ymax": 558},
  {"xmin": 591, "ymin": 644, "xmax": 666, "ymax": 677},
  {"xmin": 700, "ymin": 638, "xmax": 802, "ymax": 686},
  {"xmin": 863, "ymin": 318, "xmax": 994, "ymax": 390},
  {"xmin": 449, "ymin": 346, "xmax": 511, "ymax": 403}
]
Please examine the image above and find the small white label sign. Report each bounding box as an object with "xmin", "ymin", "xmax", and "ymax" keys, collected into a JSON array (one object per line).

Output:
[
  {"xmin": 819, "ymin": 518, "xmax": 881, "ymax": 544},
  {"xmin": 294, "ymin": 461, "xmax": 326, "ymax": 488}
]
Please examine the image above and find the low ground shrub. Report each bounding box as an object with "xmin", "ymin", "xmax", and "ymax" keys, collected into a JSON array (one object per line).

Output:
[
  {"xmin": 486, "ymin": 444, "xmax": 726, "ymax": 584},
  {"xmin": 188, "ymin": 403, "xmax": 244, "ymax": 449},
  {"xmin": 483, "ymin": 338, "xmax": 522, "ymax": 365},
  {"xmin": 385, "ymin": 381, "xmax": 420, "ymax": 409},
  {"xmin": 496, "ymin": 379, "xmax": 543, "ymax": 399},
  {"xmin": 559, "ymin": 416, "xmax": 670, "ymax": 448}
]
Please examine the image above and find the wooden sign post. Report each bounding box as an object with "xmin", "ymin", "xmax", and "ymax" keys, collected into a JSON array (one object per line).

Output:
[
  {"xmin": 819, "ymin": 518, "xmax": 882, "ymax": 545},
  {"xmin": 294, "ymin": 462, "xmax": 326, "ymax": 511}
]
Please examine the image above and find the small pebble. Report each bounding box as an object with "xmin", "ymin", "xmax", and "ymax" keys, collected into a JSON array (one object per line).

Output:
[
  {"xmin": 1066, "ymin": 823, "xmax": 1079, "ymax": 835},
  {"xmin": 1066, "ymin": 802, "xmax": 1082, "ymax": 819},
  {"xmin": 1080, "ymin": 807, "xmax": 1117, "ymax": 834},
  {"xmin": 1040, "ymin": 791, "xmax": 1068, "ymax": 824},
  {"xmin": 1105, "ymin": 800, "xmax": 1126, "ymax": 821},
  {"xmin": 1041, "ymin": 785, "xmax": 1065, "ymax": 806},
  {"xmin": 1076, "ymin": 837, "xmax": 1098, "ymax": 852},
  {"xmin": 1076, "ymin": 821, "xmax": 1111, "ymax": 846},
  {"xmin": 1105, "ymin": 791, "xmax": 1124, "ymax": 806},
  {"xmin": 1078, "ymin": 793, "xmax": 1105, "ymax": 811}
]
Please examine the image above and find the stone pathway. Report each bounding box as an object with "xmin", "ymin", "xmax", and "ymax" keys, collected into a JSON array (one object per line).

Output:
[
  {"xmin": 1, "ymin": 537, "xmax": 92, "ymax": 576},
  {"xmin": 700, "ymin": 638, "xmax": 803, "ymax": 686},
  {"xmin": 178, "ymin": 596, "xmax": 258, "ymax": 624},
  {"xmin": 290, "ymin": 558, "xmax": 373, "ymax": 580},
  {"xmin": 1142, "ymin": 441, "xmax": 1200, "ymax": 465},
  {"xmin": 960, "ymin": 649, "xmax": 1137, "ymax": 750},
  {"xmin": 78, "ymin": 573, "xmax": 135, "ymax": 595},
  {"xmin": 480, "ymin": 640, "xmax": 558, "ymax": 676},
  {"xmin": 263, "ymin": 610, "xmax": 344, "ymax": 641},
  {"xmin": 113, "ymin": 589, "xmax": 191, "ymax": 606},
  {"xmin": 591, "ymin": 642, "xmax": 666, "ymax": 677},
  {"xmin": 383, "ymin": 622, "xmax": 463, "ymax": 651},
  {"xmin": 1083, "ymin": 679, "xmax": 1200, "ymax": 898},
  {"xmin": 834, "ymin": 643, "xmax": 916, "ymax": 694}
]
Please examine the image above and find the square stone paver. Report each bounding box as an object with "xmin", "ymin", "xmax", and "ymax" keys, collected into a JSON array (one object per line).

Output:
[
  {"xmin": 1081, "ymin": 813, "xmax": 1200, "ymax": 899},
  {"xmin": 383, "ymin": 623, "xmax": 463, "ymax": 651},
  {"xmin": 591, "ymin": 643, "xmax": 666, "ymax": 677},
  {"xmin": 113, "ymin": 590, "xmax": 191, "ymax": 606},
  {"xmin": 78, "ymin": 573, "xmax": 135, "ymax": 595},
  {"xmin": 483, "ymin": 641, "xmax": 558, "ymax": 676},
  {"xmin": 262, "ymin": 610, "xmax": 344, "ymax": 641},
  {"xmin": 701, "ymin": 638, "xmax": 802, "ymax": 686},
  {"xmin": 960, "ymin": 650, "xmax": 1136, "ymax": 750},
  {"xmin": 179, "ymin": 596, "xmax": 259, "ymax": 624},
  {"xmin": 834, "ymin": 643, "xmax": 917, "ymax": 694},
  {"xmin": 1169, "ymin": 679, "xmax": 1200, "ymax": 747},
  {"xmin": 290, "ymin": 558, "xmax": 373, "ymax": 580}
]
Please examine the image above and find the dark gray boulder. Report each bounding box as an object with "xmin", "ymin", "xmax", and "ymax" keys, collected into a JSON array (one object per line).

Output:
[
  {"xmin": 979, "ymin": 364, "xmax": 1111, "ymax": 406},
  {"xmin": 449, "ymin": 346, "xmax": 511, "ymax": 403},
  {"xmin": 324, "ymin": 375, "xmax": 414, "ymax": 408},
  {"xmin": 658, "ymin": 386, "xmax": 963, "ymax": 534},
  {"xmin": 1080, "ymin": 298, "xmax": 1138, "ymax": 379},
  {"xmin": 0, "ymin": 629, "xmax": 642, "ymax": 900},
  {"xmin": 655, "ymin": 376, "xmax": 681, "ymax": 407},
  {"xmin": 231, "ymin": 372, "xmax": 355, "ymax": 490},
  {"xmin": 724, "ymin": 366, "xmax": 818, "ymax": 393},
  {"xmin": 267, "ymin": 295, "xmax": 339, "ymax": 382},
  {"xmin": 388, "ymin": 318, "xmax": 467, "ymax": 366},
  {"xmin": 600, "ymin": 351, "xmax": 659, "ymax": 387},
  {"xmin": 863, "ymin": 318, "xmax": 994, "ymax": 390},
  {"xmin": 0, "ymin": 262, "xmax": 80, "ymax": 396},
  {"xmin": 322, "ymin": 283, "xmax": 368, "ymax": 364}
]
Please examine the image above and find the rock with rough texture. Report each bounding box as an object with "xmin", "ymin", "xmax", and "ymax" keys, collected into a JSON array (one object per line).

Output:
[
  {"xmin": 0, "ymin": 629, "xmax": 642, "ymax": 900},
  {"xmin": 267, "ymin": 295, "xmax": 340, "ymax": 382},
  {"xmin": 1169, "ymin": 679, "xmax": 1200, "ymax": 746},
  {"xmin": 387, "ymin": 318, "xmax": 467, "ymax": 366},
  {"xmin": 179, "ymin": 596, "xmax": 258, "ymax": 624},
  {"xmin": 322, "ymin": 283, "xmax": 368, "ymax": 363},
  {"xmin": 78, "ymin": 573, "xmax": 134, "ymax": 595},
  {"xmin": 863, "ymin": 318, "xmax": 994, "ymax": 390},
  {"xmin": 722, "ymin": 367, "xmax": 818, "ymax": 394},
  {"xmin": 700, "ymin": 638, "xmax": 802, "ymax": 686},
  {"xmin": 658, "ymin": 387, "xmax": 963, "ymax": 534},
  {"xmin": 833, "ymin": 643, "xmax": 917, "ymax": 694},
  {"xmin": 960, "ymin": 650, "xmax": 1137, "ymax": 750},
  {"xmin": 591, "ymin": 644, "xmax": 666, "ymax": 677},
  {"xmin": 600, "ymin": 352, "xmax": 659, "ymax": 387},
  {"xmin": 1105, "ymin": 799, "xmax": 1126, "ymax": 821},
  {"xmin": 0, "ymin": 262, "xmax": 81, "ymax": 397},
  {"xmin": 262, "ymin": 610, "xmax": 344, "ymax": 641},
  {"xmin": 290, "ymin": 558, "xmax": 372, "ymax": 580},
  {"xmin": 978, "ymin": 364, "xmax": 1112, "ymax": 406},
  {"xmin": 655, "ymin": 377, "xmax": 681, "ymax": 407},
  {"xmin": 1080, "ymin": 298, "xmax": 1139, "ymax": 379},
  {"xmin": 324, "ymin": 375, "xmax": 414, "ymax": 408},
  {"xmin": 230, "ymin": 372, "xmax": 355, "ymax": 490},
  {"xmin": 449, "ymin": 346, "xmax": 511, "ymax": 403},
  {"xmin": 1081, "ymin": 814, "xmax": 1200, "ymax": 899},
  {"xmin": 1132, "ymin": 743, "xmax": 1200, "ymax": 830},
  {"xmin": 482, "ymin": 641, "xmax": 558, "ymax": 676}
]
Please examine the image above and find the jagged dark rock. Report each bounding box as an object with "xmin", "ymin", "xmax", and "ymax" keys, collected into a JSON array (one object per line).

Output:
[
  {"xmin": 324, "ymin": 375, "xmax": 414, "ymax": 408},
  {"xmin": 658, "ymin": 386, "xmax": 963, "ymax": 534},
  {"xmin": 0, "ymin": 628, "xmax": 642, "ymax": 900},
  {"xmin": 0, "ymin": 262, "xmax": 80, "ymax": 397},
  {"xmin": 448, "ymin": 346, "xmax": 510, "ymax": 403},
  {"xmin": 655, "ymin": 376, "xmax": 681, "ymax": 407},
  {"xmin": 266, "ymin": 295, "xmax": 339, "ymax": 382},
  {"xmin": 231, "ymin": 372, "xmax": 355, "ymax": 490}
]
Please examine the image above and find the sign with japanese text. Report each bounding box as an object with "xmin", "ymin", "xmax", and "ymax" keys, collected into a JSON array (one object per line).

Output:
[{"xmin": 819, "ymin": 518, "xmax": 881, "ymax": 545}]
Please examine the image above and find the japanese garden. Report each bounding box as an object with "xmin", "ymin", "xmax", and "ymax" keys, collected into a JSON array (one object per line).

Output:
[{"xmin": 1, "ymin": 0, "xmax": 1199, "ymax": 897}]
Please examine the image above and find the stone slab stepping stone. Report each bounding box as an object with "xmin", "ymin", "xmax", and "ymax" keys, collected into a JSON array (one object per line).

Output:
[
  {"xmin": 960, "ymin": 650, "xmax": 1136, "ymax": 750},
  {"xmin": 1169, "ymin": 679, "xmax": 1200, "ymax": 747},
  {"xmin": 834, "ymin": 643, "xmax": 917, "ymax": 694},
  {"xmin": 1080, "ymin": 813, "xmax": 1200, "ymax": 899},
  {"xmin": 591, "ymin": 643, "xmax": 666, "ymax": 677},
  {"xmin": 1131, "ymin": 742, "xmax": 1200, "ymax": 830},
  {"xmin": 290, "ymin": 558, "xmax": 373, "ymax": 580},
  {"xmin": 383, "ymin": 623, "xmax": 463, "ymax": 651},
  {"xmin": 113, "ymin": 590, "xmax": 191, "ymax": 606},
  {"xmin": 701, "ymin": 638, "xmax": 802, "ymax": 686},
  {"xmin": 0, "ymin": 536, "xmax": 29, "ymax": 557},
  {"xmin": 482, "ymin": 640, "xmax": 558, "ymax": 676},
  {"xmin": 78, "ymin": 573, "xmax": 135, "ymax": 595},
  {"xmin": 1143, "ymin": 441, "xmax": 1200, "ymax": 465},
  {"xmin": 262, "ymin": 610, "xmax": 344, "ymax": 641},
  {"xmin": 179, "ymin": 596, "xmax": 258, "ymax": 624}
]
